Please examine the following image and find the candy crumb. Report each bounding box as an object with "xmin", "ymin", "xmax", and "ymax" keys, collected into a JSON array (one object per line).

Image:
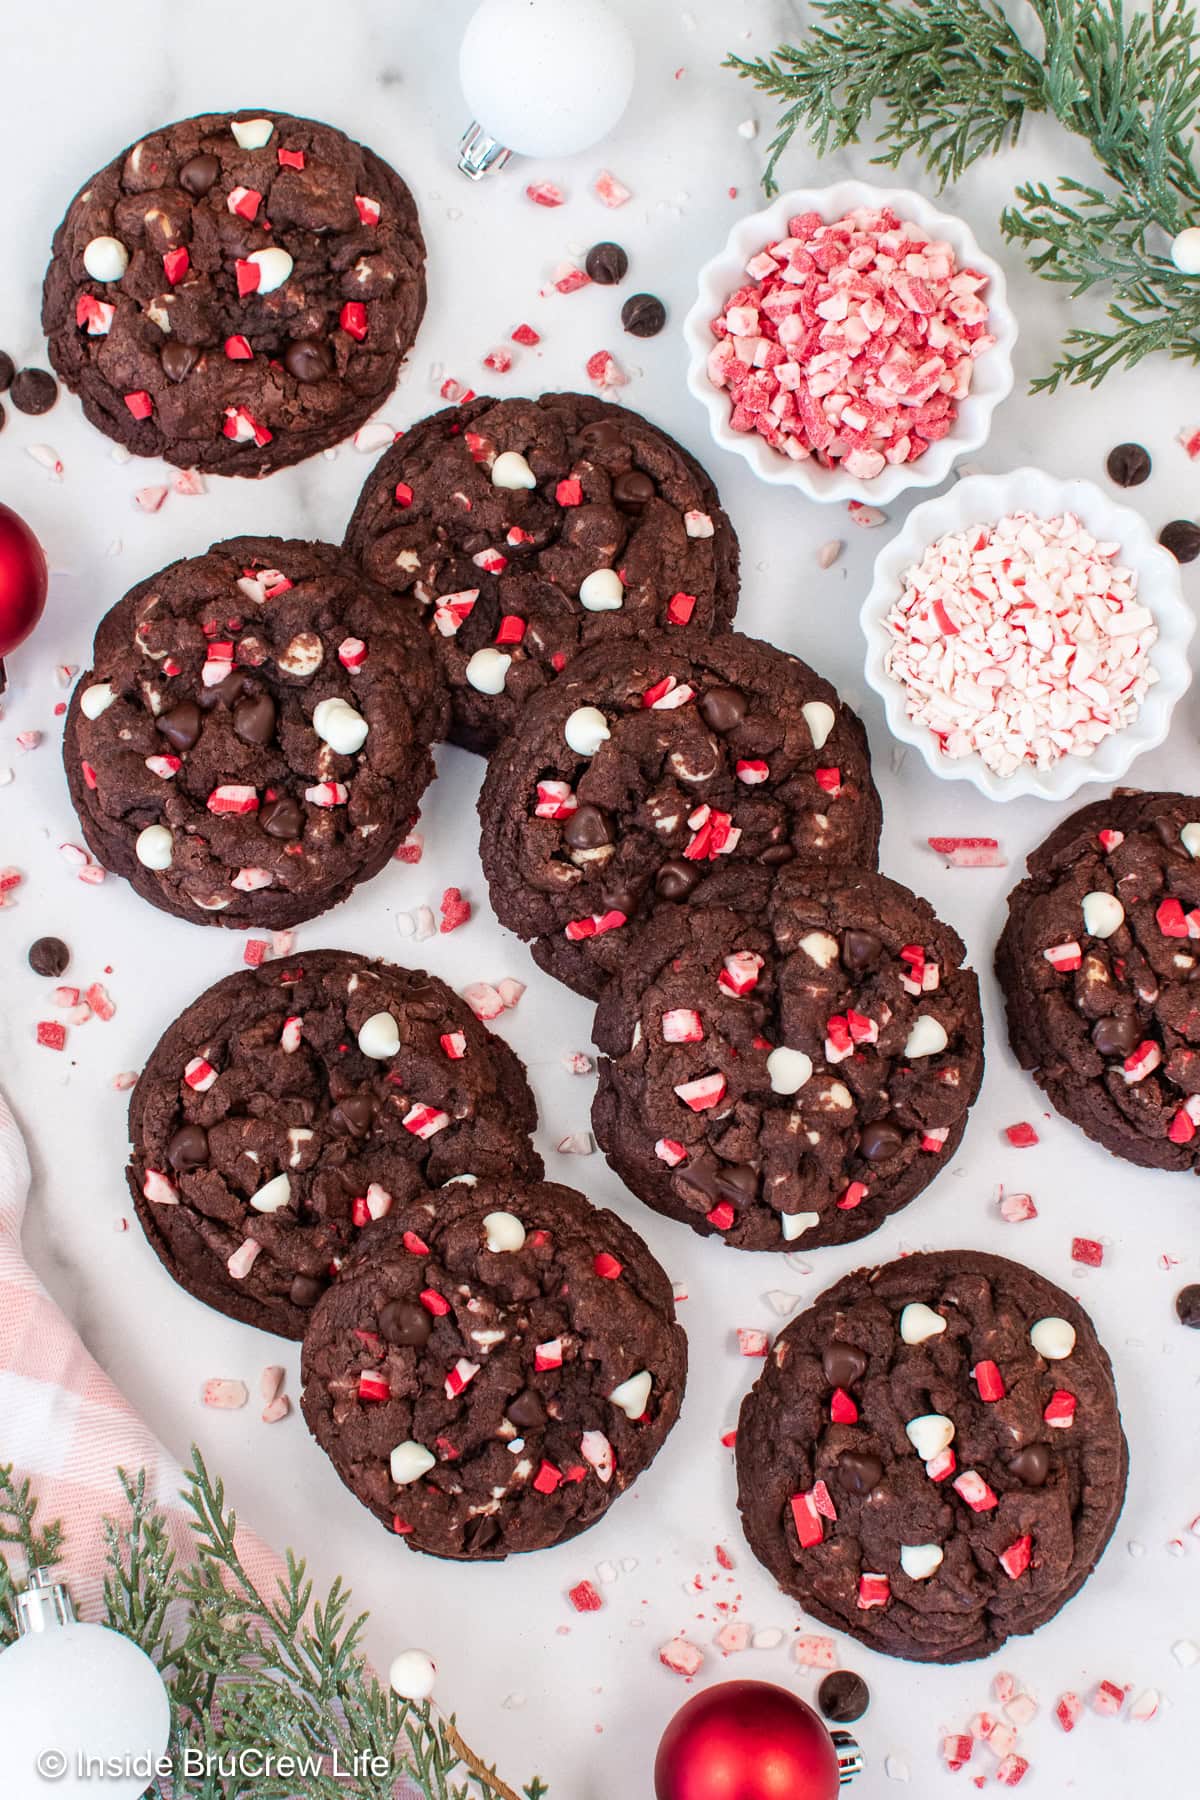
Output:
[
  {"xmin": 1004, "ymin": 1122, "xmax": 1039, "ymax": 1147},
  {"xmin": 260, "ymin": 1365, "xmax": 286, "ymax": 1404},
  {"xmin": 659, "ymin": 1636, "xmax": 704, "ymax": 1677},
  {"xmin": 261, "ymin": 1395, "xmax": 291, "ymax": 1424},
  {"xmin": 202, "ymin": 1379, "xmax": 248, "ymax": 1410},
  {"xmin": 568, "ymin": 1580, "xmax": 604, "ymax": 1613}
]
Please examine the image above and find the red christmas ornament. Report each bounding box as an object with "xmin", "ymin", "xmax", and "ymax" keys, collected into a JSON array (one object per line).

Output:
[
  {"xmin": 655, "ymin": 1680, "xmax": 861, "ymax": 1800},
  {"xmin": 0, "ymin": 503, "xmax": 48, "ymax": 691}
]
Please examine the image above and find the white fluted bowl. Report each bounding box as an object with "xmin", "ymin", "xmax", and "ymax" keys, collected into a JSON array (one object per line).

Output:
[
  {"xmin": 860, "ymin": 467, "xmax": 1193, "ymax": 802},
  {"xmin": 682, "ymin": 181, "xmax": 1017, "ymax": 505}
]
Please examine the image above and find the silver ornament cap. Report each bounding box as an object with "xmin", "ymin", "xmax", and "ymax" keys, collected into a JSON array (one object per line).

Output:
[
  {"xmin": 834, "ymin": 1730, "xmax": 865, "ymax": 1784},
  {"xmin": 15, "ymin": 1566, "xmax": 76, "ymax": 1635},
  {"xmin": 458, "ymin": 122, "xmax": 511, "ymax": 179}
]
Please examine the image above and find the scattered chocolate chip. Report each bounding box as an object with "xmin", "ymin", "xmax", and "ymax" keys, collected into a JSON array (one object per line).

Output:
[
  {"xmin": 585, "ymin": 241, "xmax": 629, "ymax": 285},
  {"xmin": 156, "ymin": 701, "xmax": 202, "ymax": 753},
  {"xmin": 506, "ymin": 1388, "xmax": 547, "ymax": 1430},
  {"xmin": 818, "ymin": 1670, "xmax": 870, "ymax": 1724},
  {"xmin": 10, "ymin": 369, "xmax": 58, "ymax": 415},
  {"xmin": 620, "ymin": 293, "xmax": 667, "ymax": 338},
  {"xmin": 1176, "ymin": 1283, "xmax": 1200, "ymax": 1327},
  {"xmin": 656, "ymin": 858, "xmax": 700, "ymax": 900},
  {"xmin": 233, "ymin": 692, "xmax": 276, "ymax": 747},
  {"xmin": 0, "ymin": 351, "xmax": 14, "ymax": 391},
  {"xmin": 563, "ymin": 804, "xmax": 612, "ymax": 850},
  {"xmin": 822, "ymin": 1340, "xmax": 867, "ymax": 1387},
  {"xmin": 1159, "ymin": 519, "xmax": 1200, "ymax": 563},
  {"xmin": 378, "ymin": 1298, "xmax": 433, "ymax": 1347},
  {"xmin": 699, "ymin": 685, "xmax": 746, "ymax": 733},
  {"xmin": 284, "ymin": 337, "xmax": 334, "ymax": 384},
  {"xmin": 178, "ymin": 152, "xmax": 220, "ymax": 197},
  {"xmin": 259, "ymin": 794, "xmax": 303, "ymax": 840},
  {"xmin": 329, "ymin": 1092, "xmax": 375, "ymax": 1137},
  {"xmin": 289, "ymin": 1272, "xmax": 326, "ymax": 1308},
  {"xmin": 1106, "ymin": 442, "xmax": 1151, "ymax": 487},
  {"xmin": 578, "ymin": 419, "xmax": 625, "ymax": 455},
  {"xmin": 837, "ymin": 1450, "xmax": 883, "ymax": 1496},
  {"xmin": 1008, "ymin": 1443, "xmax": 1050, "ymax": 1486},
  {"xmin": 167, "ymin": 1124, "xmax": 209, "ymax": 1170},
  {"xmin": 1090, "ymin": 1014, "xmax": 1138, "ymax": 1057},
  {"xmin": 28, "ymin": 936, "xmax": 70, "ymax": 977},
  {"xmin": 612, "ymin": 468, "xmax": 655, "ymax": 510},
  {"xmin": 860, "ymin": 1118, "xmax": 904, "ymax": 1161},
  {"xmin": 842, "ymin": 928, "xmax": 882, "ymax": 974},
  {"xmin": 161, "ymin": 341, "xmax": 200, "ymax": 383}
]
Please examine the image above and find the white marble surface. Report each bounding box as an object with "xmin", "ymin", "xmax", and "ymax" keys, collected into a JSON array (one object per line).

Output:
[{"xmin": 2, "ymin": 2, "xmax": 1198, "ymax": 1794}]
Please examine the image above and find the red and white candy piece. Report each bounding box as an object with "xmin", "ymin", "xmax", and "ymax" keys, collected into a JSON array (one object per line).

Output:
[
  {"xmin": 790, "ymin": 1490, "xmax": 824, "ymax": 1548},
  {"xmin": 998, "ymin": 1535, "xmax": 1033, "ymax": 1580},
  {"xmin": 857, "ymin": 1573, "xmax": 890, "ymax": 1610},
  {"xmin": 674, "ymin": 1071, "xmax": 727, "ymax": 1111},
  {"xmin": 655, "ymin": 1138, "xmax": 687, "ymax": 1167},
  {"xmin": 226, "ymin": 1241, "xmax": 261, "ymax": 1280},
  {"xmin": 1043, "ymin": 1389, "xmax": 1076, "ymax": 1427},
  {"xmin": 905, "ymin": 1413, "xmax": 954, "ymax": 1461},
  {"xmin": 403, "ymin": 1104, "xmax": 450, "ymax": 1139},
  {"xmin": 305, "ymin": 781, "xmax": 348, "ymax": 807},
  {"xmin": 433, "ymin": 590, "xmax": 478, "ymax": 636},
  {"xmin": 445, "ymin": 1358, "xmax": 479, "ymax": 1398},
  {"xmin": 972, "ymin": 1360, "xmax": 1005, "ymax": 1401},
  {"xmin": 207, "ymin": 785, "xmax": 259, "ymax": 815},
  {"xmin": 1030, "ymin": 1316, "xmax": 1075, "ymax": 1360},
  {"xmin": 608, "ymin": 1370, "xmax": 652, "ymax": 1419},
  {"xmin": 718, "ymin": 950, "xmax": 763, "ymax": 995},
  {"xmin": 659, "ymin": 1637, "xmax": 704, "ymax": 1677},
  {"xmin": 662, "ymin": 1008, "xmax": 704, "ymax": 1043},
  {"xmin": 580, "ymin": 1430, "xmax": 615, "ymax": 1482},
  {"xmin": 1043, "ymin": 940, "xmax": 1083, "ymax": 972},
  {"xmin": 534, "ymin": 779, "xmax": 577, "ymax": 819},
  {"xmin": 1121, "ymin": 1040, "xmax": 1161, "ymax": 1083},
  {"xmin": 390, "ymin": 1440, "xmax": 436, "ymax": 1485},
  {"xmin": 953, "ymin": 1469, "xmax": 998, "ymax": 1512},
  {"xmin": 142, "ymin": 1169, "xmax": 178, "ymax": 1206},
  {"xmin": 184, "ymin": 1056, "xmax": 217, "ymax": 1091}
]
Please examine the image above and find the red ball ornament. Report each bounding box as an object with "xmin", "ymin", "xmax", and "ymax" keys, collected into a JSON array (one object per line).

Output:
[
  {"xmin": 655, "ymin": 1680, "xmax": 858, "ymax": 1800},
  {"xmin": 0, "ymin": 503, "xmax": 48, "ymax": 687}
]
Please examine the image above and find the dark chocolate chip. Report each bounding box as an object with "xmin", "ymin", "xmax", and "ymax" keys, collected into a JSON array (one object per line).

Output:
[
  {"xmin": 329, "ymin": 1092, "xmax": 375, "ymax": 1136},
  {"xmin": 233, "ymin": 692, "xmax": 276, "ymax": 746},
  {"xmin": 859, "ymin": 1118, "xmax": 904, "ymax": 1162},
  {"xmin": 1106, "ymin": 443, "xmax": 1151, "ymax": 487},
  {"xmin": 1159, "ymin": 519, "xmax": 1200, "ymax": 563},
  {"xmin": 10, "ymin": 369, "xmax": 58, "ymax": 415},
  {"xmin": 28, "ymin": 936, "xmax": 70, "ymax": 977},
  {"xmin": 178, "ymin": 153, "xmax": 220, "ymax": 197},
  {"xmin": 284, "ymin": 337, "xmax": 334, "ymax": 383},
  {"xmin": 1008, "ymin": 1443, "xmax": 1050, "ymax": 1486},
  {"xmin": 289, "ymin": 1272, "xmax": 327, "ymax": 1308},
  {"xmin": 156, "ymin": 701, "xmax": 202, "ymax": 753},
  {"xmin": 699, "ymin": 685, "xmax": 746, "ymax": 733},
  {"xmin": 378, "ymin": 1298, "xmax": 433, "ymax": 1347},
  {"xmin": 842, "ymin": 929, "xmax": 882, "ymax": 974},
  {"xmin": 621, "ymin": 293, "xmax": 666, "ymax": 338},
  {"xmin": 161, "ymin": 341, "xmax": 200, "ymax": 383},
  {"xmin": 578, "ymin": 419, "xmax": 625, "ymax": 455},
  {"xmin": 612, "ymin": 469, "xmax": 655, "ymax": 510},
  {"xmin": 1175, "ymin": 1283, "xmax": 1200, "ymax": 1326},
  {"xmin": 822, "ymin": 1341, "xmax": 868, "ymax": 1388},
  {"xmin": 585, "ymin": 241, "xmax": 629, "ymax": 285},
  {"xmin": 656, "ymin": 859, "xmax": 700, "ymax": 900},
  {"xmin": 818, "ymin": 1670, "xmax": 870, "ymax": 1724},
  {"xmin": 463, "ymin": 1512, "xmax": 501, "ymax": 1552},
  {"xmin": 759, "ymin": 844, "xmax": 795, "ymax": 866},
  {"xmin": 1091, "ymin": 1014, "xmax": 1139, "ymax": 1057},
  {"xmin": 506, "ymin": 1388, "xmax": 547, "ymax": 1430},
  {"xmin": 837, "ymin": 1450, "xmax": 884, "ymax": 1496},
  {"xmin": 0, "ymin": 351, "xmax": 13, "ymax": 391},
  {"xmin": 167, "ymin": 1124, "xmax": 209, "ymax": 1170},
  {"xmin": 563, "ymin": 804, "xmax": 612, "ymax": 850},
  {"xmin": 676, "ymin": 1156, "xmax": 758, "ymax": 1209},
  {"xmin": 260, "ymin": 795, "xmax": 303, "ymax": 840}
]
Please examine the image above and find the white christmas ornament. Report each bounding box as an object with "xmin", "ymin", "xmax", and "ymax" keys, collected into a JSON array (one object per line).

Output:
[
  {"xmin": 1172, "ymin": 227, "xmax": 1200, "ymax": 274},
  {"xmin": 457, "ymin": 0, "xmax": 635, "ymax": 177},
  {"xmin": 0, "ymin": 1570, "xmax": 171, "ymax": 1800},
  {"xmin": 389, "ymin": 1647, "xmax": 437, "ymax": 1702}
]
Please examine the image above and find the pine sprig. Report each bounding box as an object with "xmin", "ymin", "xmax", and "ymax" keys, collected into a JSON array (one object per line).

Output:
[
  {"xmin": 0, "ymin": 1452, "xmax": 548, "ymax": 1800},
  {"xmin": 727, "ymin": 0, "xmax": 1200, "ymax": 388}
]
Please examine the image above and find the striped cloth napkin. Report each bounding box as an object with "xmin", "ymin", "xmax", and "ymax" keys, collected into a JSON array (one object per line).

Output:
[{"xmin": 0, "ymin": 1089, "xmax": 422, "ymax": 1794}]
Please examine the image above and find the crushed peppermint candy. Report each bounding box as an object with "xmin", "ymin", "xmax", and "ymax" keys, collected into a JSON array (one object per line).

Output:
[
  {"xmin": 882, "ymin": 511, "xmax": 1157, "ymax": 776},
  {"xmin": 705, "ymin": 205, "xmax": 994, "ymax": 477}
]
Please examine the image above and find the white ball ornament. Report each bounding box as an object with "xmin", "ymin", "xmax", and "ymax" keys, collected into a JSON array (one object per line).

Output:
[
  {"xmin": 389, "ymin": 1647, "xmax": 438, "ymax": 1702},
  {"xmin": 458, "ymin": 0, "xmax": 634, "ymax": 172},
  {"xmin": 0, "ymin": 1571, "xmax": 171, "ymax": 1800},
  {"xmin": 1172, "ymin": 227, "xmax": 1200, "ymax": 274}
]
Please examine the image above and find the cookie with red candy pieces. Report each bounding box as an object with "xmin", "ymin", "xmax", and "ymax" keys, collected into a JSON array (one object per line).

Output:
[
  {"xmin": 300, "ymin": 1176, "xmax": 686, "ymax": 1557},
  {"xmin": 996, "ymin": 790, "xmax": 1200, "ymax": 1169},
  {"xmin": 63, "ymin": 536, "xmax": 447, "ymax": 929},
  {"xmin": 343, "ymin": 392, "xmax": 741, "ymax": 754},
  {"xmin": 478, "ymin": 630, "xmax": 882, "ymax": 1000},
  {"xmin": 127, "ymin": 950, "xmax": 541, "ymax": 1338},
  {"xmin": 592, "ymin": 864, "xmax": 983, "ymax": 1250},
  {"xmin": 736, "ymin": 1250, "xmax": 1127, "ymax": 1663},
  {"xmin": 42, "ymin": 110, "xmax": 425, "ymax": 474}
]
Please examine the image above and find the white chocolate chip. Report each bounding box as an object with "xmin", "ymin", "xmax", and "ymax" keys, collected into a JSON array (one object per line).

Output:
[
  {"xmin": 579, "ymin": 568, "xmax": 624, "ymax": 612},
  {"xmin": 491, "ymin": 450, "xmax": 537, "ymax": 490},
  {"xmin": 482, "ymin": 1210, "xmax": 526, "ymax": 1253},
  {"xmin": 278, "ymin": 631, "xmax": 324, "ymax": 677},
  {"xmin": 798, "ymin": 930, "xmax": 839, "ymax": 969},
  {"xmin": 246, "ymin": 245, "xmax": 294, "ymax": 293},
  {"xmin": 389, "ymin": 1648, "xmax": 437, "ymax": 1701},
  {"xmin": 1030, "ymin": 1316, "xmax": 1076, "ymax": 1360},
  {"xmin": 251, "ymin": 1172, "xmax": 291, "ymax": 1213},
  {"xmin": 358, "ymin": 1011, "xmax": 400, "ymax": 1059},
  {"xmin": 231, "ymin": 117, "xmax": 274, "ymax": 150},
  {"xmin": 564, "ymin": 705, "xmax": 610, "ymax": 756},
  {"xmin": 135, "ymin": 824, "xmax": 173, "ymax": 869},
  {"xmin": 312, "ymin": 696, "xmax": 369, "ymax": 755},
  {"xmin": 1182, "ymin": 822, "xmax": 1200, "ymax": 859},
  {"xmin": 904, "ymin": 1015, "xmax": 948, "ymax": 1058},
  {"xmin": 80, "ymin": 682, "xmax": 116, "ymax": 719},
  {"xmin": 766, "ymin": 1047, "xmax": 813, "ymax": 1094},
  {"xmin": 287, "ymin": 1127, "xmax": 313, "ymax": 1167},
  {"xmin": 899, "ymin": 1302, "xmax": 946, "ymax": 1345},
  {"xmin": 608, "ymin": 1370, "xmax": 652, "ymax": 1419},
  {"xmin": 905, "ymin": 1413, "xmax": 955, "ymax": 1460},
  {"xmin": 83, "ymin": 235, "xmax": 129, "ymax": 281},
  {"xmin": 465, "ymin": 647, "xmax": 511, "ymax": 694},
  {"xmin": 1081, "ymin": 891, "xmax": 1125, "ymax": 939},
  {"xmin": 900, "ymin": 1543, "xmax": 944, "ymax": 1581},
  {"xmin": 780, "ymin": 1211, "xmax": 820, "ymax": 1241},
  {"xmin": 390, "ymin": 1440, "xmax": 436, "ymax": 1485},
  {"xmin": 801, "ymin": 700, "xmax": 835, "ymax": 750}
]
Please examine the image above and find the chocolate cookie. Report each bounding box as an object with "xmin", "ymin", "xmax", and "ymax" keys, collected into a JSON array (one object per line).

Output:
[
  {"xmin": 300, "ymin": 1176, "xmax": 687, "ymax": 1557},
  {"xmin": 343, "ymin": 393, "xmax": 740, "ymax": 753},
  {"xmin": 478, "ymin": 631, "xmax": 882, "ymax": 999},
  {"xmin": 42, "ymin": 110, "xmax": 425, "ymax": 474},
  {"xmin": 128, "ymin": 951, "xmax": 542, "ymax": 1338},
  {"xmin": 63, "ymin": 536, "xmax": 446, "ymax": 929},
  {"xmin": 593, "ymin": 866, "xmax": 983, "ymax": 1249},
  {"xmin": 736, "ymin": 1250, "xmax": 1127, "ymax": 1663},
  {"xmin": 997, "ymin": 791, "xmax": 1200, "ymax": 1170}
]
